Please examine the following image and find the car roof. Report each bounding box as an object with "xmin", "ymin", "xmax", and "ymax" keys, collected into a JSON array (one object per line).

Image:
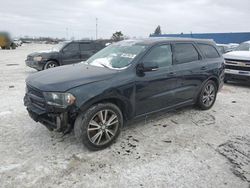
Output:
[{"xmin": 119, "ymin": 37, "xmax": 215, "ymax": 46}]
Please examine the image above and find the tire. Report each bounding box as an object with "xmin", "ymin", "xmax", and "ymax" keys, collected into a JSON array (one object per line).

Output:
[
  {"xmin": 197, "ymin": 80, "xmax": 217, "ymax": 110},
  {"xmin": 44, "ymin": 61, "xmax": 58, "ymax": 70},
  {"xmin": 74, "ymin": 103, "xmax": 123, "ymax": 150},
  {"xmin": 11, "ymin": 44, "xmax": 16, "ymax": 49}
]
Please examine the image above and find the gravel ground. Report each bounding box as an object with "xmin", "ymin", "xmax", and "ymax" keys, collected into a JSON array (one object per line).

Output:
[{"xmin": 0, "ymin": 44, "xmax": 249, "ymax": 188}]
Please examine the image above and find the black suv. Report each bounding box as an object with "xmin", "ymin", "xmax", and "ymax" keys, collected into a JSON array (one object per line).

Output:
[
  {"xmin": 25, "ymin": 40, "xmax": 106, "ymax": 70},
  {"xmin": 24, "ymin": 38, "xmax": 224, "ymax": 150}
]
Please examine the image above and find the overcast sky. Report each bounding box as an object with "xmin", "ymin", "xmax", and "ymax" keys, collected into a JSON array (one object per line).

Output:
[{"xmin": 1, "ymin": 0, "xmax": 250, "ymax": 39}]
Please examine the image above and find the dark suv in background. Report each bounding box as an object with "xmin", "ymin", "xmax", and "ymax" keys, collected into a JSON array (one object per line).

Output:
[
  {"xmin": 24, "ymin": 38, "xmax": 224, "ymax": 150},
  {"xmin": 25, "ymin": 40, "xmax": 106, "ymax": 70}
]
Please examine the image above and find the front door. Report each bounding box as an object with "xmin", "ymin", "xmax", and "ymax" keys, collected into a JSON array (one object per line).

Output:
[
  {"xmin": 80, "ymin": 42, "xmax": 96, "ymax": 61},
  {"xmin": 61, "ymin": 42, "xmax": 81, "ymax": 65},
  {"xmin": 135, "ymin": 44, "xmax": 179, "ymax": 116}
]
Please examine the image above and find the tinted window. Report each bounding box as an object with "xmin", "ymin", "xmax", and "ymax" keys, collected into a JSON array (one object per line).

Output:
[
  {"xmin": 235, "ymin": 42, "xmax": 250, "ymax": 51},
  {"xmin": 143, "ymin": 45, "xmax": 172, "ymax": 68},
  {"xmin": 63, "ymin": 43, "xmax": 79, "ymax": 52},
  {"xmin": 80, "ymin": 43, "xmax": 94, "ymax": 51},
  {"xmin": 198, "ymin": 44, "xmax": 220, "ymax": 58},
  {"xmin": 173, "ymin": 43, "xmax": 199, "ymax": 64}
]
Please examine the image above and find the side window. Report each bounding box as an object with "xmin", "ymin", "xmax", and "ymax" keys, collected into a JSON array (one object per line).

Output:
[
  {"xmin": 198, "ymin": 43, "xmax": 220, "ymax": 58},
  {"xmin": 173, "ymin": 43, "xmax": 199, "ymax": 64},
  {"xmin": 95, "ymin": 43, "xmax": 104, "ymax": 51},
  {"xmin": 143, "ymin": 44, "xmax": 172, "ymax": 68},
  {"xmin": 63, "ymin": 43, "xmax": 79, "ymax": 52},
  {"xmin": 80, "ymin": 43, "xmax": 94, "ymax": 51}
]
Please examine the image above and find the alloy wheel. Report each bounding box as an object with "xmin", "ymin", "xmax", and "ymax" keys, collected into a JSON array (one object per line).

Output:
[
  {"xmin": 87, "ymin": 109, "xmax": 119, "ymax": 146},
  {"xmin": 47, "ymin": 63, "xmax": 56, "ymax": 68},
  {"xmin": 202, "ymin": 83, "xmax": 216, "ymax": 107}
]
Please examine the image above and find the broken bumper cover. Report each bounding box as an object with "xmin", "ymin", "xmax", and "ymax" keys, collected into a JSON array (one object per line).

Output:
[{"xmin": 24, "ymin": 94, "xmax": 69, "ymax": 131}]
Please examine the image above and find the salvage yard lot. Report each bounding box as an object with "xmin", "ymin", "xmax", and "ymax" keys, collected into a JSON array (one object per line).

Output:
[{"xmin": 0, "ymin": 44, "xmax": 249, "ymax": 188}]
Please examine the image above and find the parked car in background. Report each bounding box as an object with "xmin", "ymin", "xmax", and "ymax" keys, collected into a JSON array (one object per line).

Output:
[
  {"xmin": 217, "ymin": 44, "xmax": 232, "ymax": 54},
  {"xmin": 13, "ymin": 39, "xmax": 23, "ymax": 46},
  {"xmin": 0, "ymin": 32, "xmax": 16, "ymax": 49},
  {"xmin": 25, "ymin": 40, "xmax": 106, "ymax": 70},
  {"xmin": 224, "ymin": 41, "xmax": 250, "ymax": 82},
  {"xmin": 228, "ymin": 43, "xmax": 239, "ymax": 51},
  {"xmin": 24, "ymin": 38, "xmax": 224, "ymax": 150}
]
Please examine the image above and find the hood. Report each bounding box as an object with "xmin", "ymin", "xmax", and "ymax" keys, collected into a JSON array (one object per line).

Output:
[
  {"xmin": 28, "ymin": 50, "xmax": 58, "ymax": 57},
  {"xmin": 26, "ymin": 63, "xmax": 117, "ymax": 92},
  {"xmin": 223, "ymin": 51, "xmax": 250, "ymax": 61}
]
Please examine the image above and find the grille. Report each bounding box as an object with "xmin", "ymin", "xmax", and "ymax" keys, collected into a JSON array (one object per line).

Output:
[
  {"xmin": 27, "ymin": 85, "xmax": 43, "ymax": 97},
  {"xmin": 26, "ymin": 85, "xmax": 46, "ymax": 110},
  {"xmin": 225, "ymin": 65, "xmax": 250, "ymax": 72},
  {"xmin": 225, "ymin": 58, "xmax": 250, "ymax": 64}
]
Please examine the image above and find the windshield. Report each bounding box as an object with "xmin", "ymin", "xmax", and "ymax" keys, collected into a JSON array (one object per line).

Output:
[
  {"xmin": 85, "ymin": 41, "xmax": 147, "ymax": 70},
  {"xmin": 51, "ymin": 42, "xmax": 68, "ymax": 51},
  {"xmin": 235, "ymin": 43, "xmax": 250, "ymax": 51}
]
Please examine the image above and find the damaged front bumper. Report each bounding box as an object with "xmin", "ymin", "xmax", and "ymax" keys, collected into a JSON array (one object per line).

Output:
[{"xmin": 24, "ymin": 91, "xmax": 76, "ymax": 132}]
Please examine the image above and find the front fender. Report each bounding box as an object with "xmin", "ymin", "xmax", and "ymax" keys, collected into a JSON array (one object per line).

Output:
[{"xmin": 69, "ymin": 80, "xmax": 135, "ymax": 120}]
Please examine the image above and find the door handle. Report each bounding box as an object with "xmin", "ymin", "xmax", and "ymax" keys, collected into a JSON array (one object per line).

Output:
[
  {"xmin": 168, "ymin": 72, "xmax": 176, "ymax": 76},
  {"xmin": 201, "ymin": 66, "xmax": 207, "ymax": 70}
]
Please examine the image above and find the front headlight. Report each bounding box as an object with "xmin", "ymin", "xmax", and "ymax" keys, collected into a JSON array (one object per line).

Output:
[
  {"xmin": 43, "ymin": 92, "xmax": 76, "ymax": 107},
  {"xmin": 33, "ymin": 56, "xmax": 43, "ymax": 61}
]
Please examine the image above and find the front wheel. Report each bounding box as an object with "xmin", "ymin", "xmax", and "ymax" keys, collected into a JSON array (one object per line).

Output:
[
  {"xmin": 74, "ymin": 103, "xmax": 123, "ymax": 150},
  {"xmin": 44, "ymin": 61, "xmax": 58, "ymax": 70},
  {"xmin": 197, "ymin": 80, "xmax": 217, "ymax": 110}
]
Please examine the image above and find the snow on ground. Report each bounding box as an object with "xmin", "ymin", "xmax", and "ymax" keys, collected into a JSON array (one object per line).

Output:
[{"xmin": 0, "ymin": 44, "xmax": 249, "ymax": 188}]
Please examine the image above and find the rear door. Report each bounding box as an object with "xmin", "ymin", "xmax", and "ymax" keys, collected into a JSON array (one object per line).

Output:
[
  {"xmin": 61, "ymin": 42, "xmax": 81, "ymax": 65},
  {"xmin": 80, "ymin": 42, "xmax": 96, "ymax": 61},
  {"xmin": 171, "ymin": 42, "xmax": 204, "ymax": 103}
]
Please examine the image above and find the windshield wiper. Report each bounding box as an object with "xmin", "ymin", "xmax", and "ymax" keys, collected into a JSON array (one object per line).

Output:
[{"xmin": 100, "ymin": 63, "xmax": 111, "ymax": 69}]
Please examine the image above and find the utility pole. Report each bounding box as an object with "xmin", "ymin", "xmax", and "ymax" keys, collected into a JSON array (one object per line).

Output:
[
  {"xmin": 66, "ymin": 27, "xmax": 69, "ymax": 40},
  {"xmin": 96, "ymin": 18, "xmax": 98, "ymax": 40}
]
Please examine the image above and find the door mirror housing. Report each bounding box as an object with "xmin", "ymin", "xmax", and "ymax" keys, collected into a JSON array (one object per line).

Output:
[{"xmin": 136, "ymin": 63, "xmax": 158, "ymax": 76}]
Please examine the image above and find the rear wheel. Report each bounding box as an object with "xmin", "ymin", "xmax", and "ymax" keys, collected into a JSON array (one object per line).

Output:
[
  {"xmin": 44, "ymin": 61, "xmax": 58, "ymax": 69},
  {"xmin": 74, "ymin": 103, "xmax": 123, "ymax": 150},
  {"xmin": 197, "ymin": 80, "xmax": 217, "ymax": 110}
]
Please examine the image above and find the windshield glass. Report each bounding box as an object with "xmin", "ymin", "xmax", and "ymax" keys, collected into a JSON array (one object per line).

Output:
[
  {"xmin": 235, "ymin": 43, "xmax": 250, "ymax": 51},
  {"xmin": 85, "ymin": 40, "xmax": 147, "ymax": 70},
  {"xmin": 51, "ymin": 42, "xmax": 68, "ymax": 51}
]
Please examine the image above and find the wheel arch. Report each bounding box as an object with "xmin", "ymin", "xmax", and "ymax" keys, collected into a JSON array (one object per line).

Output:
[
  {"xmin": 78, "ymin": 96, "xmax": 133, "ymax": 121},
  {"xmin": 46, "ymin": 59, "xmax": 60, "ymax": 66},
  {"xmin": 194, "ymin": 75, "xmax": 219, "ymax": 101}
]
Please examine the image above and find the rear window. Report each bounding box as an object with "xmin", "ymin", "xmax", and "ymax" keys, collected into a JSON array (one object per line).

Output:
[
  {"xmin": 198, "ymin": 44, "xmax": 220, "ymax": 58},
  {"xmin": 173, "ymin": 43, "xmax": 200, "ymax": 64}
]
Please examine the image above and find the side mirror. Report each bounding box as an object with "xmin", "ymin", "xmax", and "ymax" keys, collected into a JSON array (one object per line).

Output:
[{"xmin": 136, "ymin": 63, "xmax": 158, "ymax": 76}]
